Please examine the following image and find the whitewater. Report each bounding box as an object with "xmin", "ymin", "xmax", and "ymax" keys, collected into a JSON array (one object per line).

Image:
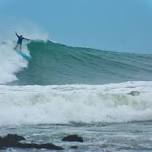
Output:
[
  {"xmin": 1, "ymin": 35, "xmax": 152, "ymax": 151},
  {"xmin": 0, "ymin": 81, "xmax": 152, "ymax": 126}
]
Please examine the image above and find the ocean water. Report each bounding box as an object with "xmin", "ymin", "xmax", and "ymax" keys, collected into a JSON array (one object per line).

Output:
[{"xmin": 0, "ymin": 40, "xmax": 152, "ymax": 151}]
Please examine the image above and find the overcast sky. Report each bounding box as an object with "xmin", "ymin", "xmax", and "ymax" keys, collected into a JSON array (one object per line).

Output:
[{"xmin": 1, "ymin": 0, "xmax": 152, "ymax": 52}]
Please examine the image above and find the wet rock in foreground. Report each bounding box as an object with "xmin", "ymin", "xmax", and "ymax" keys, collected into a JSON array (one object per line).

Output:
[
  {"xmin": 70, "ymin": 145, "xmax": 78, "ymax": 149},
  {"xmin": 16, "ymin": 143, "xmax": 63, "ymax": 150},
  {"xmin": 62, "ymin": 134, "xmax": 83, "ymax": 142},
  {"xmin": 128, "ymin": 91, "xmax": 140, "ymax": 96},
  {"xmin": 0, "ymin": 134, "xmax": 63, "ymax": 150},
  {"xmin": 0, "ymin": 134, "xmax": 25, "ymax": 147}
]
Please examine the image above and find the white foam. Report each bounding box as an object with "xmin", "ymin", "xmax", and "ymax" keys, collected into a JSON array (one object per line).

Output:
[
  {"xmin": 0, "ymin": 41, "xmax": 28, "ymax": 84},
  {"xmin": 0, "ymin": 81, "xmax": 152, "ymax": 126}
]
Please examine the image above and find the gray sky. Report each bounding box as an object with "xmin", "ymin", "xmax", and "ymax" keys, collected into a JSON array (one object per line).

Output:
[{"xmin": 1, "ymin": 0, "xmax": 152, "ymax": 52}]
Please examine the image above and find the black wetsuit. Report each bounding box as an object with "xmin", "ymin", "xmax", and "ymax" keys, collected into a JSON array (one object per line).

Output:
[{"xmin": 16, "ymin": 35, "xmax": 24, "ymax": 45}]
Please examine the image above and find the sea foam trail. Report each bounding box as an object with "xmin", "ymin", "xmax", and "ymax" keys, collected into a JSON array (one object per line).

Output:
[
  {"xmin": 0, "ymin": 81, "xmax": 152, "ymax": 126},
  {"xmin": 0, "ymin": 41, "xmax": 28, "ymax": 84}
]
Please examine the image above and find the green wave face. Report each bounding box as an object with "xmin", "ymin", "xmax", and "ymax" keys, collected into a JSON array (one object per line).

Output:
[{"xmin": 15, "ymin": 41, "xmax": 152, "ymax": 85}]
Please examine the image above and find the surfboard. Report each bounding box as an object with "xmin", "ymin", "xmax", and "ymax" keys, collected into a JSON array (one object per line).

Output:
[{"xmin": 16, "ymin": 50, "xmax": 31, "ymax": 61}]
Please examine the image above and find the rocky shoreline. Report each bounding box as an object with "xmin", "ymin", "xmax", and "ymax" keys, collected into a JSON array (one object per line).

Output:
[{"xmin": 0, "ymin": 134, "xmax": 83, "ymax": 150}]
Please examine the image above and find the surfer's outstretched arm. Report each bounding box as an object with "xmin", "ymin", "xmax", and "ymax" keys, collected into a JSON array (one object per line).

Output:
[
  {"xmin": 15, "ymin": 32, "xmax": 20, "ymax": 38},
  {"xmin": 23, "ymin": 37, "xmax": 31, "ymax": 41}
]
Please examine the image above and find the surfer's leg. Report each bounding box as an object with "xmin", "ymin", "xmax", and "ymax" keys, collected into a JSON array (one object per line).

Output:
[
  {"xmin": 14, "ymin": 44, "xmax": 18, "ymax": 50},
  {"xmin": 19, "ymin": 44, "xmax": 22, "ymax": 51}
]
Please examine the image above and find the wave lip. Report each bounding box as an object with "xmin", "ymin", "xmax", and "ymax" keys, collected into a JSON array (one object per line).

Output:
[{"xmin": 0, "ymin": 81, "xmax": 152, "ymax": 126}]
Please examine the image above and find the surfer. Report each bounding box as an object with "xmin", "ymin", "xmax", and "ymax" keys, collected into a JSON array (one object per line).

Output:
[{"xmin": 14, "ymin": 32, "xmax": 30, "ymax": 50}]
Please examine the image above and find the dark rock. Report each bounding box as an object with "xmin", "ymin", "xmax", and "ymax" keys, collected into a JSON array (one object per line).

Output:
[
  {"xmin": 4, "ymin": 134, "xmax": 25, "ymax": 142},
  {"xmin": 0, "ymin": 134, "xmax": 63, "ymax": 150},
  {"xmin": 0, "ymin": 134, "xmax": 25, "ymax": 148},
  {"xmin": 70, "ymin": 146, "xmax": 78, "ymax": 149},
  {"xmin": 62, "ymin": 134, "xmax": 83, "ymax": 142},
  {"xmin": 16, "ymin": 143, "xmax": 64, "ymax": 150},
  {"xmin": 128, "ymin": 91, "xmax": 140, "ymax": 96}
]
